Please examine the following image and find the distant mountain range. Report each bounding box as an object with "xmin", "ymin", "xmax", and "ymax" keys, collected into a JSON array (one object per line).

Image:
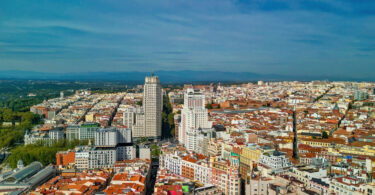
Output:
[{"xmin": 0, "ymin": 70, "xmax": 371, "ymax": 82}]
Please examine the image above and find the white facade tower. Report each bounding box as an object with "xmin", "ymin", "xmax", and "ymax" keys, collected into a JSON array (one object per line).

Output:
[
  {"xmin": 178, "ymin": 88, "xmax": 211, "ymax": 147},
  {"xmin": 143, "ymin": 75, "xmax": 163, "ymax": 139}
]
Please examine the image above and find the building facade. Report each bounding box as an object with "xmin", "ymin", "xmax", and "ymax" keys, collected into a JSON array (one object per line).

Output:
[
  {"xmin": 143, "ymin": 75, "xmax": 162, "ymax": 139},
  {"xmin": 133, "ymin": 75, "xmax": 163, "ymax": 139},
  {"xmin": 179, "ymin": 88, "xmax": 211, "ymax": 148}
]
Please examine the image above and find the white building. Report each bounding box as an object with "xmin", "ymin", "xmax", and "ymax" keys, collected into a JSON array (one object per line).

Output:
[
  {"xmin": 143, "ymin": 75, "xmax": 162, "ymax": 139},
  {"xmin": 163, "ymin": 153, "xmax": 182, "ymax": 175},
  {"xmin": 79, "ymin": 123, "xmax": 100, "ymax": 140},
  {"xmin": 246, "ymin": 176, "xmax": 273, "ymax": 195},
  {"xmin": 186, "ymin": 128, "xmax": 216, "ymax": 152},
  {"xmin": 139, "ymin": 146, "xmax": 151, "ymax": 160},
  {"xmin": 75, "ymin": 151, "xmax": 89, "ymax": 170},
  {"xmin": 290, "ymin": 165, "xmax": 327, "ymax": 184},
  {"xmin": 24, "ymin": 131, "xmax": 50, "ymax": 145},
  {"xmin": 66, "ymin": 123, "xmax": 100, "ymax": 141},
  {"xmin": 186, "ymin": 128, "xmax": 200, "ymax": 151},
  {"xmin": 116, "ymin": 146, "xmax": 134, "ymax": 161},
  {"xmin": 259, "ymin": 150, "xmax": 291, "ymax": 174},
  {"xmin": 66, "ymin": 125, "xmax": 80, "ymax": 141},
  {"xmin": 179, "ymin": 88, "xmax": 211, "ymax": 148},
  {"xmin": 117, "ymin": 127, "xmax": 132, "ymax": 144},
  {"xmin": 330, "ymin": 176, "xmax": 363, "ymax": 195},
  {"xmin": 24, "ymin": 127, "xmax": 64, "ymax": 145},
  {"xmin": 123, "ymin": 106, "xmax": 142, "ymax": 129},
  {"xmin": 132, "ymin": 112, "xmax": 145, "ymax": 138},
  {"xmin": 75, "ymin": 148, "xmax": 117, "ymax": 169},
  {"xmin": 88, "ymin": 149, "xmax": 117, "ymax": 169},
  {"xmin": 48, "ymin": 128, "xmax": 64, "ymax": 141},
  {"xmin": 94, "ymin": 127, "xmax": 132, "ymax": 147},
  {"xmin": 95, "ymin": 129, "xmax": 118, "ymax": 147},
  {"xmin": 193, "ymin": 161, "xmax": 211, "ymax": 185},
  {"xmin": 132, "ymin": 75, "xmax": 163, "ymax": 139}
]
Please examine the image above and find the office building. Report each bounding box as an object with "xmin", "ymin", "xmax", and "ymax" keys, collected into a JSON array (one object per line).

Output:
[
  {"xmin": 117, "ymin": 127, "xmax": 132, "ymax": 144},
  {"xmin": 179, "ymin": 88, "xmax": 211, "ymax": 147},
  {"xmin": 132, "ymin": 75, "xmax": 163, "ymax": 139},
  {"xmin": 79, "ymin": 123, "xmax": 100, "ymax": 140},
  {"xmin": 94, "ymin": 127, "xmax": 132, "ymax": 147},
  {"xmin": 95, "ymin": 129, "xmax": 118, "ymax": 147},
  {"xmin": 143, "ymin": 75, "xmax": 162, "ymax": 139},
  {"xmin": 66, "ymin": 125, "xmax": 80, "ymax": 141},
  {"xmin": 123, "ymin": 107, "xmax": 137, "ymax": 129}
]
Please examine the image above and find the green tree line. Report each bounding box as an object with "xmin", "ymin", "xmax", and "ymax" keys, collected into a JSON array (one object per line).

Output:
[
  {"xmin": 0, "ymin": 108, "xmax": 42, "ymax": 148},
  {"xmin": 162, "ymin": 95, "xmax": 175, "ymax": 138},
  {"xmin": 6, "ymin": 139, "xmax": 88, "ymax": 168}
]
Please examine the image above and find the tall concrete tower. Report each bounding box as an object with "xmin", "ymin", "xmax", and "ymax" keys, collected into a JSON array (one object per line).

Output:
[
  {"xmin": 143, "ymin": 74, "xmax": 162, "ymax": 139},
  {"xmin": 178, "ymin": 88, "xmax": 211, "ymax": 147}
]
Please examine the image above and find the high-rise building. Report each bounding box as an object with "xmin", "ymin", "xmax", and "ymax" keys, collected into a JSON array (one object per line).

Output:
[
  {"xmin": 123, "ymin": 107, "xmax": 137, "ymax": 129},
  {"xmin": 178, "ymin": 88, "xmax": 211, "ymax": 147},
  {"xmin": 130, "ymin": 75, "xmax": 163, "ymax": 139},
  {"xmin": 117, "ymin": 127, "xmax": 132, "ymax": 144},
  {"xmin": 142, "ymin": 75, "xmax": 163, "ymax": 139},
  {"xmin": 132, "ymin": 112, "xmax": 145, "ymax": 138}
]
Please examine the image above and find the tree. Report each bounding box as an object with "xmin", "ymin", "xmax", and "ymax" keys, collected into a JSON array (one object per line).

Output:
[
  {"xmin": 206, "ymin": 103, "xmax": 213, "ymax": 109},
  {"xmin": 6, "ymin": 139, "xmax": 88, "ymax": 168},
  {"xmin": 151, "ymin": 144, "xmax": 160, "ymax": 157},
  {"xmin": 322, "ymin": 131, "xmax": 329, "ymax": 139},
  {"xmin": 161, "ymin": 95, "xmax": 174, "ymax": 138},
  {"xmin": 2, "ymin": 108, "xmax": 14, "ymax": 122}
]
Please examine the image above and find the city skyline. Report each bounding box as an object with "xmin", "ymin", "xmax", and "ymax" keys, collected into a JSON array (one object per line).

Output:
[
  {"xmin": 1, "ymin": 73, "xmax": 375, "ymax": 194},
  {"xmin": 1, "ymin": 0, "xmax": 374, "ymax": 80}
]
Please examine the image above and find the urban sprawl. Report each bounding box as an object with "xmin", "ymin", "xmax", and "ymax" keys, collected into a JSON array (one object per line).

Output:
[{"xmin": 1, "ymin": 76, "xmax": 375, "ymax": 195}]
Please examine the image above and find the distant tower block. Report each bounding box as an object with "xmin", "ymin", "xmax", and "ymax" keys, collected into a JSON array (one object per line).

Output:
[{"xmin": 60, "ymin": 91, "xmax": 64, "ymax": 99}]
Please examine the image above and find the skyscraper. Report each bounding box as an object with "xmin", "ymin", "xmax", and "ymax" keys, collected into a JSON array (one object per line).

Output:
[
  {"xmin": 143, "ymin": 75, "xmax": 162, "ymax": 139},
  {"xmin": 178, "ymin": 88, "xmax": 211, "ymax": 146}
]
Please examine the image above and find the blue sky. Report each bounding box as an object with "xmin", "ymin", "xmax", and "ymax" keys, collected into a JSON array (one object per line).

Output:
[{"xmin": 0, "ymin": 0, "xmax": 374, "ymax": 79}]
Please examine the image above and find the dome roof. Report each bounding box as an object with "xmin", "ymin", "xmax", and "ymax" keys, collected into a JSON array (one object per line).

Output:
[{"xmin": 17, "ymin": 159, "xmax": 24, "ymax": 165}]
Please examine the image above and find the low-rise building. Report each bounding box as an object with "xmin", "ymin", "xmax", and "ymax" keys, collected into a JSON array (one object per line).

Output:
[{"xmin": 259, "ymin": 150, "xmax": 291, "ymax": 174}]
